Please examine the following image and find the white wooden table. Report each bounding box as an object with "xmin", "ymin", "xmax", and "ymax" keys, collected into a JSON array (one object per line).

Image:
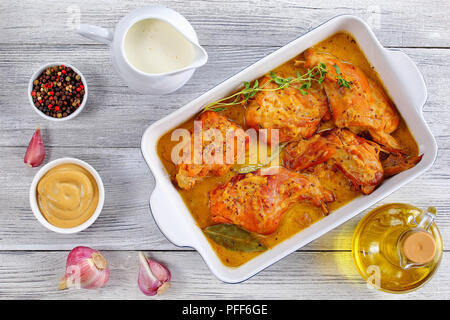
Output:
[{"xmin": 1, "ymin": 0, "xmax": 449, "ymax": 299}]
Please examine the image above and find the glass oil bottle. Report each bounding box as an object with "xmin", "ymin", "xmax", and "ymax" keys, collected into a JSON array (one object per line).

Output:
[{"xmin": 352, "ymin": 203, "xmax": 443, "ymax": 293}]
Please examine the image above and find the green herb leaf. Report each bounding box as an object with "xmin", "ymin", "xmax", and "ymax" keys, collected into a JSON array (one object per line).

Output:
[
  {"xmin": 200, "ymin": 106, "xmax": 227, "ymax": 114},
  {"xmin": 333, "ymin": 64, "xmax": 341, "ymax": 75},
  {"xmin": 204, "ymin": 224, "xmax": 267, "ymax": 252},
  {"xmin": 234, "ymin": 142, "xmax": 287, "ymax": 173},
  {"xmin": 333, "ymin": 64, "xmax": 351, "ymax": 89},
  {"xmin": 338, "ymin": 78, "xmax": 351, "ymax": 88},
  {"xmin": 234, "ymin": 164, "xmax": 264, "ymax": 174},
  {"xmin": 210, "ymin": 107, "xmax": 227, "ymax": 112},
  {"xmin": 270, "ymin": 71, "xmax": 280, "ymax": 84},
  {"xmin": 317, "ymin": 63, "xmax": 328, "ymax": 84}
]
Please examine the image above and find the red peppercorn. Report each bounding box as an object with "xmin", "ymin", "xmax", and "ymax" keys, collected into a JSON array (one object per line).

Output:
[
  {"xmin": 49, "ymin": 91, "xmax": 54, "ymax": 95},
  {"xmin": 54, "ymin": 106, "xmax": 60, "ymax": 111},
  {"xmin": 38, "ymin": 99, "xmax": 42, "ymax": 103},
  {"xmin": 48, "ymin": 96, "xmax": 53, "ymax": 101},
  {"xmin": 80, "ymin": 85, "xmax": 84, "ymax": 89},
  {"xmin": 48, "ymin": 104, "xmax": 53, "ymax": 109},
  {"xmin": 31, "ymin": 91, "xmax": 36, "ymax": 97},
  {"xmin": 62, "ymin": 70, "xmax": 66, "ymax": 74},
  {"xmin": 76, "ymin": 87, "xmax": 81, "ymax": 92}
]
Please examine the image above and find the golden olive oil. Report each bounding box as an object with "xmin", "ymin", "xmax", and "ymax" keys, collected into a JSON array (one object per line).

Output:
[{"xmin": 352, "ymin": 203, "xmax": 443, "ymax": 293}]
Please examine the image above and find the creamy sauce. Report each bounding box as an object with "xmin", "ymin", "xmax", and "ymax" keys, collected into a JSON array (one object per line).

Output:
[
  {"xmin": 157, "ymin": 32, "xmax": 419, "ymax": 267},
  {"xmin": 36, "ymin": 164, "xmax": 99, "ymax": 228},
  {"xmin": 124, "ymin": 18, "xmax": 195, "ymax": 74}
]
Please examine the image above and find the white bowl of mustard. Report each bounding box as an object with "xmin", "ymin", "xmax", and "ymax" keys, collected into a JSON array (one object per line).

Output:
[{"xmin": 29, "ymin": 158, "xmax": 105, "ymax": 234}]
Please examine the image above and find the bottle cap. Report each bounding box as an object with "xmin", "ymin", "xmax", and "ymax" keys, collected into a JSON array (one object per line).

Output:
[{"xmin": 402, "ymin": 231, "xmax": 436, "ymax": 264}]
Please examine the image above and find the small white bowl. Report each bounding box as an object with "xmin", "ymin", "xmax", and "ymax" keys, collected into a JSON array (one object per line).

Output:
[
  {"xmin": 29, "ymin": 158, "xmax": 105, "ymax": 234},
  {"xmin": 28, "ymin": 63, "xmax": 88, "ymax": 121}
]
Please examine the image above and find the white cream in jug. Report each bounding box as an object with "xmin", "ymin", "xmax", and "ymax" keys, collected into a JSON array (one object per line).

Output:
[{"xmin": 124, "ymin": 19, "xmax": 195, "ymax": 74}]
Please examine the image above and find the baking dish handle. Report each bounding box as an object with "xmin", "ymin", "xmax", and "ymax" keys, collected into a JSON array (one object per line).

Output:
[
  {"xmin": 387, "ymin": 50, "xmax": 428, "ymax": 113},
  {"xmin": 149, "ymin": 185, "xmax": 193, "ymax": 247}
]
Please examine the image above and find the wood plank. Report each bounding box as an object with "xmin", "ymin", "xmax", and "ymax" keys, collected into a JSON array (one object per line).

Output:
[
  {"xmin": 0, "ymin": 46, "xmax": 449, "ymax": 148},
  {"xmin": 0, "ymin": 0, "xmax": 449, "ymax": 48},
  {"xmin": 0, "ymin": 250, "xmax": 448, "ymax": 299},
  {"xmin": 0, "ymin": 146, "xmax": 449, "ymax": 251}
]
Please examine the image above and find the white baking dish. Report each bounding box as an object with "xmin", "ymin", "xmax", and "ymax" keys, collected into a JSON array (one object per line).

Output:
[{"xmin": 141, "ymin": 15, "xmax": 437, "ymax": 283}]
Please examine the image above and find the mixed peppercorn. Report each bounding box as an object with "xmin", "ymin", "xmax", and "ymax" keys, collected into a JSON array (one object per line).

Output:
[{"xmin": 31, "ymin": 65, "xmax": 85, "ymax": 119}]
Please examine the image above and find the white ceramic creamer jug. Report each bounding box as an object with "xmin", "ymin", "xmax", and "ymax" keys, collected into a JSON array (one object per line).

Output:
[{"xmin": 77, "ymin": 6, "xmax": 208, "ymax": 94}]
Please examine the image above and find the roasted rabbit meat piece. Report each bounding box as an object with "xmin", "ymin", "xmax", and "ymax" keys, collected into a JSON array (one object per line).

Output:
[
  {"xmin": 284, "ymin": 128, "xmax": 384, "ymax": 194},
  {"xmin": 333, "ymin": 129, "xmax": 384, "ymax": 194},
  {"xmin": 245, "ymin": 76, "xmax": 326, "ymax": 144},
  {"xmin": 209, "ymin": 167, "xmax": 335, "ymax": 234},
  {"xmin": 313, "ymin": 86, "xmax": 332, "ymax": 121},
  {"xmin": 283, "ymin": 131, "xmax": 339, "ymax": 171},
  {"xmin": 304, "ymin": 48, "xmax": 401, "ymax": 152},
  {"xmin": 381, "ymin": 152, "xmax": 423, "ymax": 177},
  {"xmin": 175, "ymin": 111, "xmax": 248, "ymax": 190}
]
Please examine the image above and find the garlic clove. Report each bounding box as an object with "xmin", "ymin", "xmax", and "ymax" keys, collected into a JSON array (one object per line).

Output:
[
  {"xmin": 147, "ymin": 258, "xmax": 171, "ymax": 283},
  {"xmin": 24, "ymin": 125, "xmax": 45, "ymax": 167},
  {"xmin": 58, "ymin": 246, "xmax": 109, "ymax": 290},
  {"xmin": 138, "ymin": 252, "xmax": 171, "ymax": 296}
]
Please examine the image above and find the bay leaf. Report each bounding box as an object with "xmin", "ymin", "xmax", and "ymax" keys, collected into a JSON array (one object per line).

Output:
[
  {"xmin": 204, "ymin": 224, "xmax": 267, "ymax": 252},
  {"xmin": 234, "ymin": 164, "xmax": 264, "ymax": 174},
  {"xmin": 233, "ymin": 142, "xmax": 287, "ymax": 174}
]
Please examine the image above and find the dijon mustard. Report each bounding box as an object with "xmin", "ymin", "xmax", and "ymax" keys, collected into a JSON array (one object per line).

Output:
[{"xmin": 36, "ymin": 163, "xmax": 99, "ymax": 228}]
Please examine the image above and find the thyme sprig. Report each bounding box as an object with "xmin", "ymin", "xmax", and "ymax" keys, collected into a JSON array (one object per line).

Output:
[
  {"xmin": 333, "ymin": 64, "xmax": 351, "ymax": 89},
  {"xmin": 269, "ymin": 61, "xmax": 328, "ymax": 96},
  {"xmin": 201, "ymin": 63, "xmax": 329, "ymax": 113}
]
